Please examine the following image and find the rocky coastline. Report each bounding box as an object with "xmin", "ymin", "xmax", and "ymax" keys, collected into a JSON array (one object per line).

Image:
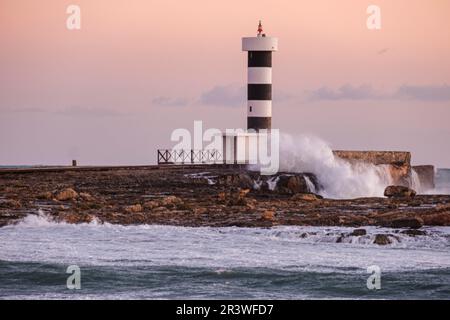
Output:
[{"xmin": 1, "ymin": 166, "xmax": 449, "ymax": 245}]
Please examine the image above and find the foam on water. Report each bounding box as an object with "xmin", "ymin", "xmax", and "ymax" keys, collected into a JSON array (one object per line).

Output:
[
  {"xmin": 279, "ymin": 134, "xmax": 393, "ymax": 199},
  {"xmin": 1, "ymin": 214, "xmax": 450, "ymax": 274}
]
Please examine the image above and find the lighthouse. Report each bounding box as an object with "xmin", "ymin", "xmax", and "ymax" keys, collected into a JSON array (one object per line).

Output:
[{"xmin": 242, "ymin": 21, "xmax": 278, "ymax": 131}]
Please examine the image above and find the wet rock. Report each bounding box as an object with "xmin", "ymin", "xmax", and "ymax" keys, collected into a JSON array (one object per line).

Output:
[
  {"xmin": 401, "ymin": 229, "xmax": 427, "ymax": 236},
  {"xmin": 55, "ymin": 188, "xmax": 78, "ymax": 201},
  {"xmin": 384, "ymin": 186, "xmax": 416, "ymax": 198},
  {"xmin": 193, "ymin": 207, "xmax": 208, "ymax": 215},
  {"xmin": 350, "ymin": 228, "xmax": 367, "ymax": 236},
  {"xmin": 422, "ymin": 213, "xmax": 450, "ymax": 226},
  {"xmin": 125, "ymin": 204, "xmax": 143, "ymax": 213},
  {"xmin": 260, "ymin": 210, "xmax": 275, "ymax": 221},
  {"xmin": 218, "ymin": 174, "xmax": 254, "ymax": 189},
  {"xmin": 79, "ymin": 192, "xmax": 94, "ymax": 201},
  {"xmin": 61, "ymin": 212, "xmax": 93, "ymax": 224},
  {"xmin": 374, "ymin": 234, "xmax": 392, "ymax": 245},
  {"xmin": 37, "ymin": 192, "xmax": 53, "ymax": 200},
  {"xmin": 1, "ymin": 199, "xmax": 22, "ymax": 209},
  {"xmin": 160, "ymin": 196, "xmax": 183, "ymax": 207},
  {"xmin": 217, "ymin": 192, "xmax": 227, "ymax": 203},
  {"xmin": 276, "ymin": 175, "xmax": 309, "ymax": 194},
  {"xmin": 291, "ymin": 193, "xmax": 322, "ymax": 202},
  {"xmin": 143, "ymin": 200, "xmax": 160, "ymax": 210},
  {"xmin": 388, "ymin": 217, "xmax": 424, "ymax": 229}
]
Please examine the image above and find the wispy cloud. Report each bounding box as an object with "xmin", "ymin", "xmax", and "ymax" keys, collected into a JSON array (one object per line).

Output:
[
  {"xmin": 307, "ymin": 84, "xmax": 384, "ymax": 101},
  {"xmin": 56, "ymin": 106, "xmax": 125, "ymax": 117},
  {"xmin": 1, "ymin": 107, "xmax": 45, "ymax": 113},
  {"xmin": 307, "ymin": 84, "xmax": 450, "ymax": 102},
  {"xmin": 200, "ymin": 84, "xmax": 245, "ymax": 107},
  {"xmin": 394, "ymin": 85, "xmax": 450, "ymax": 101},
  {"xmin": 152, "ymin": 96, "xmax": 190, "ymax": 107}
]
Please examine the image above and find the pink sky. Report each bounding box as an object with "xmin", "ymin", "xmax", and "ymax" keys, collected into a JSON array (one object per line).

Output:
[{"xmin": 1, "ymin": 0, "xmax": 450, "ymax": 166}]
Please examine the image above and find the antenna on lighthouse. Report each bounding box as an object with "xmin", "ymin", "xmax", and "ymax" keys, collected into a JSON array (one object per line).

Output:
[{"xmin": 257, "ymin": 20, "xmax": 263, "ymax": 37}]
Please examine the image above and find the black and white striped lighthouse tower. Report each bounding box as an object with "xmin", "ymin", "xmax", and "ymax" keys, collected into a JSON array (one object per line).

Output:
[{"xmin": 242, "ymin": 21, "xmax": 278, "ymax": 131}]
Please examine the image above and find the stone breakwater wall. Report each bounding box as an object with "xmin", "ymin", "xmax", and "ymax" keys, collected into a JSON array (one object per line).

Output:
[{"xmin": 332, "ymin": 151, "xmax": 435, "ymax": 192}]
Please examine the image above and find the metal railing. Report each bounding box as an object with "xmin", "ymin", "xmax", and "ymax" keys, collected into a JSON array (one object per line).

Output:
[{"xmin": 157, "ymin": 149, "xmax": 223, "ymax": 165}]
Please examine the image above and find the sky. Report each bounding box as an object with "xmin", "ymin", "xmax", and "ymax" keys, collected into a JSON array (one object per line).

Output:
[{"xmin": 1, "ymin": 0, "xmax": 449, "ymax": 167}]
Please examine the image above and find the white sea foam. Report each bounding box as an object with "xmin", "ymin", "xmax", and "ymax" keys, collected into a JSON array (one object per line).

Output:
[
  {"xmin": 279, "ymin": 134, "xmax": 393, "ymax": 199},
  {"xmin": 1, "ymin": 215, "xmax": 449, "ymax": 273}
]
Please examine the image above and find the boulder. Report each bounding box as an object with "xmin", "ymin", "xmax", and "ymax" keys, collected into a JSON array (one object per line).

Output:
[
  {"xmin": 350, "ymin": 228, "xmax": 367, "ymax": 236},
  {"xmin": 125, "ymin": 204, "xmax": 143, "ymax": 213},
  {"xmin": 143, "ymin": 200, "xmax": 160, "ymax": 210},
  {"xmin": 400, "ymin": 229, "xmax": 426, "ymax": 236},
  {"xmin": 218, "ymin": 174, "xmax": 254, "ymax": 189},
  {"xmin": 422, "ymin": 213, "xmax": 450, "ymax": 226},
  {"xmin": 260, "ymin": 210, "xmax": 275, "ymax": 221},
  {"xmin": 160, "ymin": 196, "xmax": 183, "ymax": 207},
  {"xmin": 291, "ymin": 193, "xmax": 322, "ymax": 202},
  {"xmin": 388, "ymin": 217, "xmax": 423, "ymax": 229},
  {"xmin": 373, "ymin": 234, "xmax": 392, "ymax": 245},
  {"xmin": 384, "ymin": 186, "xmax": 416, "ymax": 198},
  {"xmin": 79, "ymin": 192, "xmax": 94, "ymax": 201},
  {"xmin": 55, "ymin": 188, "xmax": 78, "ymax": 201},
  {"xmin": 276, "ymin": 175, "xmax": 309, "ymax": 194}
]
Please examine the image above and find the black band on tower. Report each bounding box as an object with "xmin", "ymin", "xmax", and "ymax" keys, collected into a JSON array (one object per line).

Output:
[
  {"xmin": 248, "ymin": 51, "xmax": 272, "ymax": 67},
  {"xmin": 248, "ymin": 84, "xmax": 272, "ymax": 100},
  {"xmin": 247, "ymin": 117, "xmax": 272, "ymax": 131}
]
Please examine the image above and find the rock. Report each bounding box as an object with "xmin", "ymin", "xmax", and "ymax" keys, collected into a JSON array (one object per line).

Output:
[
  {"xmin": 1, "ymin": 199, "xmax": 22, "ymax": 209},
  {"xmin": 79, "ymin": 192, "xmax": 94, "ymax": 201},
  {"xmin": 61, "ymin": 212, "xmax": 93, "ymax": 224},
  {"xmin": 193, "ymin": 207, "xmax": 207, "ymax": 215},
  {"xmin": 218, "ymin": 174, "xmax": 254, "ymax": 189},
  {"xmin": 217, "ymin": 192, "xmax": 227, "ymax": 202},
  {"xmin": 227, "ymin": 188, "xmax": 249, "ymax": 206},
  {"xmin": 160, "ymin": 196, "xmax": 183, "ymax": 207},
  {"xmin": 291, "ymin": 193, "xmax": 322, "ymax": 202},
  {"xmin": 350, "ymin": 228, "xmax": 367, "ymax": 236},
  {"xmin": 401, "ymin": 229, "xmax": 426, "ymax": 236},
  {"xmin": 37, "ymin": 192, "xmax": 52, "ymax": 200},
  {"xmin": 276, "ymin": 175, "xmax": 309, "ymax": 194},
  {"xmin": 374, "ymin": 234, "xmax": 392, "ymax": 245},
  {"xmin": 422, "ymin": 213, "xmax": 450, "ymax": 226},
  {"xmin": 143, "ymin": 200, "xmax": 160, "ymax": 210},
  {"xmin": 55, "ymin": 188, "xmax": 78, "ymax": 201},
  {"xmin": 125, "ymin": 204, "xmax": 143, "ymax": 213},
  {"xmin": 389, "ymin": 217, "xmax": 423, "ymax": 229},
  {"xmin": 261, "ymin": 210, "xmax": 275, "ymax": 221},
  {"xmin": 384, "ymin": 186, "xmax": 416, "ymax": 198}
]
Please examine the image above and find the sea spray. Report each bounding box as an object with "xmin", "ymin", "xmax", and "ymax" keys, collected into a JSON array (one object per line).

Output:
[{"xmin": 278, "ymin": 134, "xmax": 393, "ymax": 198}]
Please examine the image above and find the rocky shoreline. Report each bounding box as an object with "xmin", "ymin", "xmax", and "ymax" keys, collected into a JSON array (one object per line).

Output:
[{"xmin": 1, "ymin": 167, "xmax": 449, "ymax": 242}]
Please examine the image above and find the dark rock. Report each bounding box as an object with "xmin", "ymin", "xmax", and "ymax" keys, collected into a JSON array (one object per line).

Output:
[
  {"xmin": 55, "ymin": 188, "xmax": 78, "ymax": 201},
  {"xmin": 374, "ymin": 234, "xmax": 392, "ymax": 245},
  {"xmin": 350, "ymin": 228, "xmax": 367, "ymax": 236},
  {"xmin": 384, "ymin": 186, "xmax": 416, "ymax": 198},
  {"xmin": 401, "ymin": 229, "xmax": 427, "ymax": 236},
  {"xmin": 388, "ymin": 217, "xmax": 424, "ymax": 229},
  {"xmin": 276, "ymin": 175, "xmax": 309, "ymax": 194},
  {"xmin": 291, "ymin": 193, "xmax": 322, "ymax": 202}
]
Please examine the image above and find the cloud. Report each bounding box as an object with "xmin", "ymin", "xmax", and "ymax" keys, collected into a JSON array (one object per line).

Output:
[
  {"xmin": 200, "ymin": 84, "xmax": 245, "ymax": 107},
  {"xmin": 56, "ymin": 106, "xmax": 125, "ymax": 117},
  {"xmin": 1, "ymin": 107, "xmax": 45, "ymax": 113},
  {"xmin": 394, "ymin": 85, "xmax": 450, "ymax": 101},
  {"xmin": 308, "ymin": 84, "xmax": 383, "ymax": 101},
  {"xmin": 152, "ymin": 96, "xmax": 190, "ymax": 107},
  {"xmin": 307, "ymin": 84, "xmax": 450, "ymax": 102}
]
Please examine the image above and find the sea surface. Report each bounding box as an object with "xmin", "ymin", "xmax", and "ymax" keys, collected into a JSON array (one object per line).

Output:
[{"xmin": 0, "ymin": 214, "xmax": 450, "ymax": 299}]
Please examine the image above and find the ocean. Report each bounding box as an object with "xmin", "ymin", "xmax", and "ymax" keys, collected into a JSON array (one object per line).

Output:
[{"xmin": 0, "ymin": 215, "xmax": 449, "ymax": 299}]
